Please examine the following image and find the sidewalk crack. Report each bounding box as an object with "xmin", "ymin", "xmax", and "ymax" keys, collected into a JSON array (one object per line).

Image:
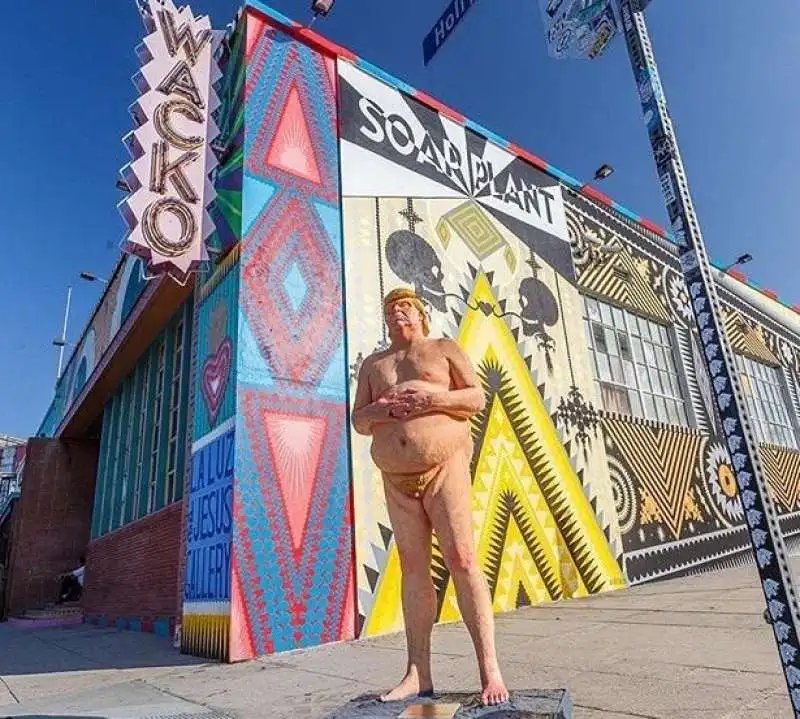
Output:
[{"xmin": 0, "ymin": 675, "xmax": 19, "ymax": 704}]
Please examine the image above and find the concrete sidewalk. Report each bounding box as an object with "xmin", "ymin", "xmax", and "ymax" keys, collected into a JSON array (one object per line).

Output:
[{"xmin": 0, "ymin": 560, "xmax": 797, "ymax": 719}]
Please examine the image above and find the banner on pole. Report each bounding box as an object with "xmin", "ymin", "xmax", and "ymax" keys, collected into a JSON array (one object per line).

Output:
[{"xmin": 538, "ymin": 0, "xmax": 619, "ymax": 60}]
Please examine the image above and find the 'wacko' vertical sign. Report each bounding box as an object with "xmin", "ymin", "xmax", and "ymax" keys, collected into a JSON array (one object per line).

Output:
[{"xmin": 119, "ymin": 0, "xmax": 221, "ymax": 284}]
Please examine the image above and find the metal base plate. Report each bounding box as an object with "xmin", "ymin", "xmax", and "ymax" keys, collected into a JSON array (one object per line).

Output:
[{"xmin": 325, "ymin": 690, "xmax": 572, "ymax": 718}]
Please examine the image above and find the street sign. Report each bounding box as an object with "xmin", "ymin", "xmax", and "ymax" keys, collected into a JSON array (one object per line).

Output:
[
  {"xmin": 538, "ymin": 0, "xmax": 619, "ymax": 60},
  {"xmin": 423, "ymin": 0, "xmax": 479, "ymax": 66}
]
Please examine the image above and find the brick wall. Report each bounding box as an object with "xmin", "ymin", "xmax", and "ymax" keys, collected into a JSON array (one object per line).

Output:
[
  {"xmin": 5, "ymin": 438, "xmax": 98, "ymax": 616},
  {"xmin": 83, "ymin": 501, "xmax": 182, "ymax": 635}
]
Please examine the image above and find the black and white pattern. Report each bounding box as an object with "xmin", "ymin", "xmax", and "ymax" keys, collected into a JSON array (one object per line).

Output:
[
  {"xmin": 674, "ymin": 325, "xmax": 714, "ymax": 434},
  {"xmin": 338, "ymin": 61, "xmax": 575, "ymax": 280},
  {"xmin": 782, "ymin": 365, "xmax": 800, "ymax": 430}
]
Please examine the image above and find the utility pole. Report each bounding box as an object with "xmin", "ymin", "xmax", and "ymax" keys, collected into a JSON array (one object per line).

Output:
[{"xmin": 616, "ymin": 0, "xmax": 800, "ymax": 714}]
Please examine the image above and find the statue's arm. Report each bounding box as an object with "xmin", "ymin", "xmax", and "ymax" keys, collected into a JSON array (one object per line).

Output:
[
  {"xmin": 434, "ymin": 339, "xmax": 486, "ymax": 419},
  {"xmin": 351, "ymin": 360, "xmax": 394, "ymax": 435}
]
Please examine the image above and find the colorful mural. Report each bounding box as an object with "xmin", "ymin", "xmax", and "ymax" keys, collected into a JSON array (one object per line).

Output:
[
  {"xmin": 339, "ymin": 61, "xmax": 624, "ymax": 637},
  {"xmin": 194, "ymin": 258, "xmax": 240, "ymax": 440},
  {"xmin": 183, "ymin": 419, "xmax": 235, "ymax": 659},
  {"xmin": 567, "ymin": 193, "xmax": 800, "ymax": 583},
  {"xmin": 32, "ymin": 0, "xmax": 800, "ymax": 665},
  {"xmin": 228, "ymin": 12, "xmax": 354, "ymax": 660},
  {"xmin": 180, "ymin": 16, "xmax": 246, "ymax": 660},
  {"xmin": 181, "ymin": 252, "xmax": 240, "ymax": 661},
  {"xmin": 207, "ymin": 13, "xmax": 246, "ymax": 260}
]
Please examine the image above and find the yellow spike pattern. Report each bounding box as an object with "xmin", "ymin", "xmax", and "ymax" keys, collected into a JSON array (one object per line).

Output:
[{"xmin": 181, "ymin": 614, "xmax": 230, "ymax": 662}]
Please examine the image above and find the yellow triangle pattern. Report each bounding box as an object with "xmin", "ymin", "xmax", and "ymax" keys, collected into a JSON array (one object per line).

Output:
[{"xmin": 363, "ymin": 273, "xmax": 625, "ymax": 636}]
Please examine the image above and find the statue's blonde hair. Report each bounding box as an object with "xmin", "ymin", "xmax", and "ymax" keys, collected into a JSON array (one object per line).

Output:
[{"xmin": 383, "ymin": 287, "xmax": 430, "ymax": 335}]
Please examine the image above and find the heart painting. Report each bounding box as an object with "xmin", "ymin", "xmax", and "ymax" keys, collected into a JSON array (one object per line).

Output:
[{"xmin": 202, "ymin": 337, "xmax": 232, "ymax": 427}]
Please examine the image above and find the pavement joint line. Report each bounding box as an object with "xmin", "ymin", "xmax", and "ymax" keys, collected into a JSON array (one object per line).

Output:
[
  {"xmin": 138, "ymin": 677, "xmax": 218, "ymax": 713},
  {"xmin": 0, "ymin": 675, "xmax": 19, "ymax": 705},
  {"xmin": 628, "ymin": 584, "xmax": 756, "ymax": 594},
  {"xmin": 573, "ymin": 663, "xmax": 777, "ymax": 680},
  {"xmin": 27, "ymin": 631, "xmax": 106, "ymax": 667},
  {"xmin": 276, "ymin": 665, "xmax": 380, "ymax": 684},
  {"xmin": 358, "ymin": 643, "xmax": 470, "ymax": 659},
  {"xmin": 541, "ymin": 606, "xmax": 762, "ymax": 616},
  {"xmin": 657, "ymin": 661, "xmax": 780, "ymax": 677},
  {"xmin": 716, "ymin": 689, "xmax": 790, "ymax": 718},
  {"xmin": 572, "ymin": 702, "xmax": 660, "ymax": 719},
  {"xmin": 573, "ymin": 619, "xmax": 763, "ymax": 629}
]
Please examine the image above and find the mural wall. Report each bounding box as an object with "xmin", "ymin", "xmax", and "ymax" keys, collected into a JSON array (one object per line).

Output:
[
  {"xmin": 207, "ymin": 13, "xmax": 245, "ymax": 261},
  {"xmin": 182, "ymin": 258, "xmax": 239, "ymax": 661},
  {"xmin": 566, "ymin": 193, "xmax": 800, "ymax": 583},
  {"xmin": 338, "ymin": 61, "xmax": 625, "ymax": 637},
  {"xmin": 181, "ymin": 16, "xmax": 246, "ymax": 662},
  {"xmin": 228, "ymin": 12, "xmax": 354, "ymax": 660}
]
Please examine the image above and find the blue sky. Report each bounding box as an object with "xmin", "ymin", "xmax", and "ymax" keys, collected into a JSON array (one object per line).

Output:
[{"xmin": 1, "ymin": 0, "xmax": 797, "ymax": 437}]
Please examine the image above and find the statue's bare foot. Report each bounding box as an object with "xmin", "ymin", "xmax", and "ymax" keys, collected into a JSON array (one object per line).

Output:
[
  {"xmin": 379, "ymin": 667, "xmax": 434, "ymax": 702},
  {"xmin": 480, "ymin": 668, "xmax": 509, "ymax": 706}
]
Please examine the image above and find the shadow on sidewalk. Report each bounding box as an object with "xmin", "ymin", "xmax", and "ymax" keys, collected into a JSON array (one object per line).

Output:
[{"xmin": 0, "ymin": 623, "xmax": 206, "ymax": 676}]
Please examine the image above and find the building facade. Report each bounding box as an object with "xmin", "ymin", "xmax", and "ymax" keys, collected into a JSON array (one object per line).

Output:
[{"xmin": 5, "ymin": 0, "xmax": 800, "ymax": 663}]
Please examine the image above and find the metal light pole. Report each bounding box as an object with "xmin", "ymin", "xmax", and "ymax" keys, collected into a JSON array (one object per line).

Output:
[
  {"xmin": 54, "ymin": 286, "xmax": 73, "ymax": 381},
  {"xmin": 616, "ymin": 0, "xmax": 800, "ymax": 713}
]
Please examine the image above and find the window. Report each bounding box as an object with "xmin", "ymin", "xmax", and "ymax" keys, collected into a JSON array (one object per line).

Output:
[
  {"xmin": 736, "ymin": 355, "xmax": 798, "ymax": 449},
  {"xmin": 583, "ymin": 296, "xmax": 688, "ymax": 426},
  {"xmin": 147, "ymin": 341, "xmax": 167, "ymax": 513},
  {"xmin": 164, "ymin": 319, "xmax": 184, "ymax": 505},
  {"xmin": 131, "ymin": 352, "xmax": 151, "ymax": 520},
  {"xmin": 118, "ymin": 374, "xmax": 136, "ymax": 528},
  {"xmin": 106, "ymin": 388, "xmax": 126, "ymax": 533}
]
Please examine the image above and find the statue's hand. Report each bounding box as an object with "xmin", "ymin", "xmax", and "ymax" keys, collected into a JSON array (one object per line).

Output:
[
  {"xmin": 388, "ymin": 388, "xmax": 436, "ymax": 418},
  {"xmin": 371, "ymin": 395, "xmax": 399, "ymax": 423}
]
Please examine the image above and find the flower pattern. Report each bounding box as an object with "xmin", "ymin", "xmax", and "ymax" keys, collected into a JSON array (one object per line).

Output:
[{"xmin": 704, "ymin": 442, "xmax": 743, "ymax": 525}]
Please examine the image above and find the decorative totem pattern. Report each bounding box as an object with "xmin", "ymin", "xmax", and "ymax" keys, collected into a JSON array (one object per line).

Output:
[
  {"xmin": 722, "ymin": 308, "xmax": 780, "ymax": 366},
  {"xmin": 230, "ymin": 11, "xmax": 354, "ymax": 660},
  {"xmin": 761, "ymin": 445, "xmax": 800, "ymax": 515},
  {"xmin": 620, "ymin": 0, "xmax": 800, "ymax": 709},
  {"xmin": 568, "ymin": 211, "xmax": 670, "ymax": 324},
  {"xmin": 194, "ymin": 259, "xmax": 239, "ymax": 439}
]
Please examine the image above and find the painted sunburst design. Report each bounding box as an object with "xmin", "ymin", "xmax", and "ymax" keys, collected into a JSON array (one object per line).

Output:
[
  {"xmin": 265, "ymin": 85, "xmax": 321, "ymax": 184},
  {"xmin": 705, "ymin": 442, "xmax": 743, "ymax": 525},
  {"xmin": 274, "ymin": 122, "xmax": 313, "ymax": 174},
  {"xmin": 263, "ymin": 413, "xmax": 327, "ymax": 550}
]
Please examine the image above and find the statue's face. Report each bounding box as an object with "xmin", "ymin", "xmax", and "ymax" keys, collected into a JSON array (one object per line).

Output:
[{"xmin": 384, "ymin": 298, "xmax": 426, "ymax": 338}]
